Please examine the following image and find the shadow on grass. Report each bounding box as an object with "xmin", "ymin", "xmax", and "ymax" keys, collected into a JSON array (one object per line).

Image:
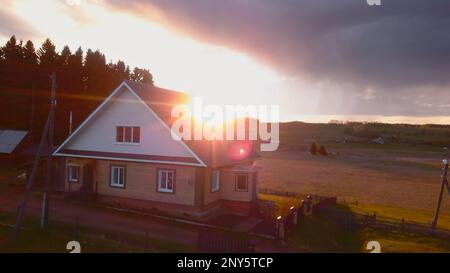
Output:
[
  {"xmin": 0, "ymin": 211, "xmax": 194, "ymax": 253},
  {"xmin": 285, "ymin": 203, "xmax": 450, "ymax": 253},
  {"xmin": 285, "ymin": 213, "xmax": 362, "ymax": 253}
]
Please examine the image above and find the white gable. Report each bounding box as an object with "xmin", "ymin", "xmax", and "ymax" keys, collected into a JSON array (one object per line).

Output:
[{"xmin": 54, "ymin": 84, "xmax": 205, "ymax": 166}]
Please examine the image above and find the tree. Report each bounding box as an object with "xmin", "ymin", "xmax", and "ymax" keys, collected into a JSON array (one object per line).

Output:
[
  {"xmin": 131, "ymin": 67, "xmax": 154, "ymax": 85},
  {"xmin": 310, "ymin": 142, "xmax": 318, "ymax": 155},
  {"xmin": 1, "ymin": 35, "xmax": 23, "ymax": 65},
  {"xmin": 67, "ymin": 47, "xmax": 84, "ymax": 93},
  {"xmin": 318, "ymin": 145, "xmax": 328, "ymax": 156},
  {"xmin": 0, "ymin": 36, "xmax": 24, "ymax": 86},
  {"xmin": 23, "ymin": 40, "xmax": 38, "ymax": 67},
  {"xmin": 37, "ymin": 38, "xmax": 58, "ymax": 74},
  {"xmin": 22, "ymin": 40, "xmax": 38, "ymax": 87},
  {"xmin": 58, "ymin": 45, "xmax": 71, "ymax": 67},
  {"xmin": 0, "ymin": 35, "xmax": 155, "ymax": 141}
]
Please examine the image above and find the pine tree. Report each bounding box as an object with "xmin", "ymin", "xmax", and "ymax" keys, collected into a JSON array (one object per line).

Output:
[
  {"xmin": 23, "ymin": 40, "xmax": 38, "ymax": 67},
  {"xmin": 37, "ymin": 38, "xmax": 58, "ymax": 73},
  {"xmin": 1, "ymin": 36, "xmax": 23, "ymax": 64},
  {"xmin": 0, "ymin": 35, "xmax": 155, "ymax": 141},
  {"xmin": 58, "ymin": 46, "xmax": 71, "ymax": 67},
  {"xmin": 68, "ymin": 47, "xmax": 84, "ymax": 92}
]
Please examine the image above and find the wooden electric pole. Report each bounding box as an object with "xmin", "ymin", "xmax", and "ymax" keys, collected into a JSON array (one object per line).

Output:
[
  {"xmin": 13, "ymin": 73, "xmax": 56, "ymax": 238},
  {"xmin": 41, "ymin": 73, "xmax": 56, "ymax": 229},
  {"xmin": 431, "ymin": 159, "xmax": 450, "ymax": 230}
]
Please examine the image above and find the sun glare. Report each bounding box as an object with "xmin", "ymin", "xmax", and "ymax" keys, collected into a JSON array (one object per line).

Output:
[{"xmin": 7, "ymin": 0, "xmax": 283, "ymax": 118}]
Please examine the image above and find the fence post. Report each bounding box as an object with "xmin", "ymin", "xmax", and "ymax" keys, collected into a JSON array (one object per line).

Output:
[
  {"xmin": 291, "ymin": 206, "xmax": 298, "ymax": 225},
  {"xmin": 303, "ymin": 196, "xmax": 313, "ymax": 217},
  {"xmin": 275, "ymin": 216, "xmax": 285, "ymax": 242}
]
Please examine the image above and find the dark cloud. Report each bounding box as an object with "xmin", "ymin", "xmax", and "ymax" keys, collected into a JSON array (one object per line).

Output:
[
  {"xmin": 0, "ymin": 8, "xmax": 40, "ymax": 39},
  {"xmin": 105, "ymin": 0, "xmax": 450, "ymax": 116}
]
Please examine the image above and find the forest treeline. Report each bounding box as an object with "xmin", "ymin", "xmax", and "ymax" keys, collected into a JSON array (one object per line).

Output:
[{"xmin": 0, "ymin": 35, "xmax": 154, "ymax": 143}]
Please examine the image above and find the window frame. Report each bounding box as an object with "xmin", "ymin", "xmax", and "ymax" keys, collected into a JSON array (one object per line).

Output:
[
  {"xmin": 211, "ymin": 170, "xmax": 220, "ymax": 193},
  {"xmin": 235, "ymin": 173, "xmax": 249, "ymax": 192},
  {"xmin": 115, "ymin": 125, "xmax": 141, "ymax": 145},
  {"xmin": 67, "ymin": 164, "xmax": 81, "ymax": 183},
  {"xmin": 156, "ymin": 169, "xmax": 176, "ymax": 194},
  {"xmin": 109, "ymin": 165, "xmax": 126, "ymax": 189}
]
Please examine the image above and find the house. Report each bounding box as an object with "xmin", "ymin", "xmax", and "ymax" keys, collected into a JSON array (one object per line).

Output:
[
  {"xmin": 372, "ymin": 137, "xmax": 385, "ymax": 144},
  {"xmin": 53, "ymin": 81, "xmax": 260, "ymax": 218},
  {"xmin": 0, "ymin": 129, "xmax": 31, "ymax": 162}
]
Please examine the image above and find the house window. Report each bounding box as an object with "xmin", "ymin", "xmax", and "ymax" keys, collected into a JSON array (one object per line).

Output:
[
  {"xmin": 157, "ymin": 169, "xmax": 175, "ymax": 193},
  {"xmin": 110, "ymin": 165, "xmax": 125, "ymax": 188},
  {"xmin": 116, "ymin": 126, "xmax": 140, "ymax": 144},
  {"xmin": 67, "ymin": 165, "xmax": 80, "ymax": 183},
  {"xmin": 211, "ymin": 170, "xmax": 220, "ymax": 192},
  {"xmin": 235, "ymin": 173, "xmax": 248, "ymax": 192}
]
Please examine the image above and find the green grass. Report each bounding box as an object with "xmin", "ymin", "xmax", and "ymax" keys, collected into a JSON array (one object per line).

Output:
[
  {"xmin": 361, "ymin": 228, "xmax": 450, "ymax": 253},
  {"xmin": 285, "ymin": 214, "xmax": 450, "ymax": 253},
  {"xmin": 258, "ymin": 193, "xmax": 304, "ymax": 217},
  {"xmin": 0, "ymin": 211, "xmax": 194, "ymax": 253},
  {"xmin": 261, "ymin": 194, "xmax": 450, "ymax": 252},
  {"xmin": 286, "ymin": 214, "xmax": 362, "ymax": 252},
  {"xmin": 336, "ymin": 202, "xmax": 450, "ymax": 230}
]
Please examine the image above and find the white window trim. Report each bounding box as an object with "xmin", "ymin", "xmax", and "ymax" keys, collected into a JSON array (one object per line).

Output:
[
  {"xmin": 157, "ymin": 169, "xmax": 175, "ymax": 193},
  {"xmin": 211, "ymin": 170, "xmax": 220, "ymax": 192},
  {"xmin": 235, "ymin": 173, "xmax": 249, "ymax": 192},
  {"xmin": 110, "ymin": 166, "xmax": 125, "ymax": 188},
  {"xmin": 67, "ymin": 164, "xmax": 81, "ymax": 183},
  {"xmin": 114, "ymin": 125, "xmax": 141, "ymax": 145}
]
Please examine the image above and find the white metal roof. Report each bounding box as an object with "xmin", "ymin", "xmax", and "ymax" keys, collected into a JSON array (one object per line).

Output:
[{"xmin": 0, "ymin": 129, "xmax": 28, "ymax": 154}]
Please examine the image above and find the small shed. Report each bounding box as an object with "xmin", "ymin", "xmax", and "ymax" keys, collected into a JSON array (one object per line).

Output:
[{"xmin": 0, "ymin": 129, "xmax": 30, "ymax": 161}]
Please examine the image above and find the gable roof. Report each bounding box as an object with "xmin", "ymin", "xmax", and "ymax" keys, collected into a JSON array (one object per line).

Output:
[
  {"xmin": 54, "ymin": 81, "xmax": 259, "ymax": 168},
  {"xmin": 0, "ymin": 129, "xmax": 28, "ymax": 154}
]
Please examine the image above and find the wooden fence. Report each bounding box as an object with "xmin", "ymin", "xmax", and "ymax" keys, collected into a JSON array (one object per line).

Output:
[
  {"xmin": 258, "ymin": 188, "xmax": 303, "ymax": 198},
  {"xmin": 257, "ymin": 188, "xmax": 450, "ymax": 241},
  {"xmin": 316, "ymin": 206, "xmax": 450, "ymax": 240}
]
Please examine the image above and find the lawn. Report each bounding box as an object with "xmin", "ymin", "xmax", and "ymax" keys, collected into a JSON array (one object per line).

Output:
[
  {"xmin": 256, "ymin": 148, "xmax": 450, "ymax": 214},
  {"xmin": 336, "ymin": 202, "xmax": 450, "ymax": 230},
  {"xmin": 258, "ymin": 193, "xmax": 304, "ymax": 217},
  {"xmin": 361, "ymin": 228, "xmax": 450, "ymax": 253},
  {"xmin": 259, "ymin": 192, "xmax": 450, "ymax": 252},
  {"xmin": 0, "ymin": 211, "xmax": 194, "ymax": 253},
  {"xmin": 285, "ymin": 213, "xmax": 450, "ymax": 253}
]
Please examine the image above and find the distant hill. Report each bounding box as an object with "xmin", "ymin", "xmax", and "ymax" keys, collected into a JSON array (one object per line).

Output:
[{"xmin": 278, "ymin": 121, "xmax": 450, "ymax": 149}]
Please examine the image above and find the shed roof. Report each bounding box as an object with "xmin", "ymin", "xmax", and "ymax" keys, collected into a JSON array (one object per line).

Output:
[{"xmin": 0, "ymin": 129, "xmax": 28, "ymax": 154}]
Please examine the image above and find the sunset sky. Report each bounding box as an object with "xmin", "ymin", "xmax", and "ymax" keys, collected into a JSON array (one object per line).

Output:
[{"xmin": 1, "ymin": 0, "xmax": 449, "ymax": 123}]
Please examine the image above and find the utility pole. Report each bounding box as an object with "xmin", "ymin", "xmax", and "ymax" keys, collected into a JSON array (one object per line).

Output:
[
  {"xmin": 69, "ymin": 111, "xmax": 73, "ymax": 135},
  {"xmin": 432, "ymin": 159, "xmax": 450, "ymax": 229},
  {"xmin": 13, "ymin": 73, "xmax": 56, "ymax": 239},
  {"xmin": 29, "ymin": 84, "xmax": 36, "ymax": 134},
  {"xmin": 41, "ymin": 73, "xmax": 56, "ymax": 229}
]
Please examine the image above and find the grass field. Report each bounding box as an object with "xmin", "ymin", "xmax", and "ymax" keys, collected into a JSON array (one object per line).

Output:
[
  {"xmin": 259, "ymin": 122, "xmax": 450, "ymax": 252},
  {"xmin": 285, "ymin": 214, "xmax": 450, "ymax": 253},
  {"xmin": 256, "ymin": 143, "xmax": 450, "ymax": 218},
  {"xmin": 0, "ymin": 210, "xmax": 193, "ymax": 253}
]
